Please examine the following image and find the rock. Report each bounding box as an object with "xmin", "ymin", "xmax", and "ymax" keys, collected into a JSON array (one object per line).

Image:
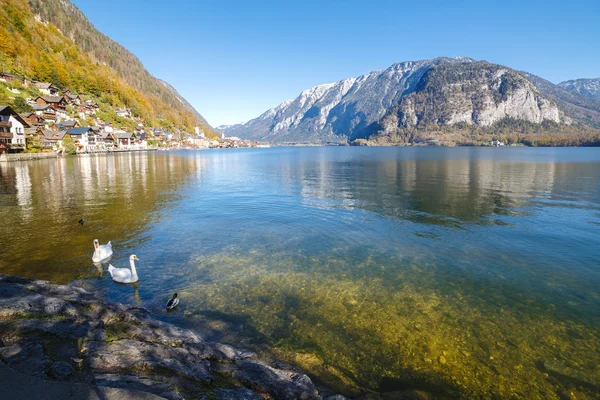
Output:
[
  {"xmin": 123, "ymin": 319, "xmax": 202, "ymax": 346},
  {"xmin": 186, "ymin": 341, "xmax": 255, "ymax": 361},
  {"xmin": 234, "ymin": 361, "xmax": 319, "ymax": 400},
  {"xmin": 50, "ymin": 361, "xmax": 75, "ymax": 380},
  {"xmin": 10, "ymin": 318, "xmax": 106, "ymax": 341},
  {"xmin": 542, "ymin": 360, "xmax": 599, "ymax": 388},
  {"xmin": 0, "ymin": 364, "xmax": 167, "ymax": 400},
  {"xmin": 84, "ymin": 339, "xmax": 213, "ymax": 382},
  {"xmin": 0, "ymin": 343, "xmax": 51, "ymax": 378},
  {"xmin": 438, "ymin": 355, "xmax": 447, "ymax": 365},
  {"xmin": 95, "ymin": 374, "xmax": 184, "ymax": 400},
  {"xmin": 271, "ymin": 361, "xmax": 300, "ymax": 372},
  {"xmin": 325, "ymin": 395, "xmax": 350, "ymax": 400},
  {"xmin": 209, "ymin": 360, "xmax": 238, "ymax": 374},
  {"xmin": 0, "ymin": 295, "xmax": 79, "ymax": 318},
  {"xmin": 213, "ymin": 388, "xmax": 265, "ymax": 400}
]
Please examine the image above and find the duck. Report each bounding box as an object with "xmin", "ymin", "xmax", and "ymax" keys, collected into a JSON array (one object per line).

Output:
[
  {"xmin": 166, "ymin": 293, "xmax": 179, "ymax": 311},
  {"xmin": 92, "ymin": 239, "xmax": 113, "ymax": 262},
  {"xmin": 108, "ymin": 255, "xmax": 139, "ymax": 283}
]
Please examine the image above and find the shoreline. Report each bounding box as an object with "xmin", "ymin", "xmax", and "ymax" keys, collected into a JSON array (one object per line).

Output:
[{"xmin": 0, "ymin": 274, "xmax": 358, "ymax": 400}]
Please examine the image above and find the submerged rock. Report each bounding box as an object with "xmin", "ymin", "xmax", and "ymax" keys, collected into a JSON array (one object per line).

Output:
[
  {"xmin": 186, "ymin": 341, "xmax": 256, "ymax": 361},
  {"xmin": 542, "ymin": 359, "xmax": 599, "ymax": 388},
  {"xmin": 49, "ymin": 361, "xmax": 75, "ymax": 380}
]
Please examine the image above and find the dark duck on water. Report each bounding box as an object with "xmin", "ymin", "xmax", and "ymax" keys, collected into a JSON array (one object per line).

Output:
[{"xmin": 166, "ymin": 293, "xmax": 179, "ymax": 311}]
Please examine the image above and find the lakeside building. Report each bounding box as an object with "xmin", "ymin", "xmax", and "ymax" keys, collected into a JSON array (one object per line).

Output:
[{"xmin": 0, "ymin": 105, "xmax": 30, "ymax": 153}]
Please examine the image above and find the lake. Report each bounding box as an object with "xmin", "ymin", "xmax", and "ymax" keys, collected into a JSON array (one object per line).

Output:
[{"xmin": 1, "ymin": 147, "xmax": 599, "ymax": 398}]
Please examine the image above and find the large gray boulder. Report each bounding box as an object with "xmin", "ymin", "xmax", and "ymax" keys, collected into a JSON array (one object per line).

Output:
[
  {"xmin": 234, "ymin": 361, "xmax": 319, "ymax": 400},
  {"xmin": 84, "ymin": 339, "xmax": 213, "ymax": 382},
  {"xmin": 0, "ymin": 342, "xmax": 51, "ymax": 378}
]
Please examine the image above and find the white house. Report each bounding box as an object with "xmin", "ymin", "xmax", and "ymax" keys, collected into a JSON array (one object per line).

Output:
[
  {"xmin": 35, "ymin": 82, "xmax": 59, "ymax": 96},
  {"xmin": 0, "ymin": 105, "xmax": 29, "ymax": 153},
  {"xmin": 67, "ymin": 127, "xmax": 94, "ymax": 152},
  {"xmin": 115, "ymin": 108, "xmax": 132, "ymax": 118},
  {"xmin": 115, "ymin": 131, "xmax": 136, "ymax": 148}
]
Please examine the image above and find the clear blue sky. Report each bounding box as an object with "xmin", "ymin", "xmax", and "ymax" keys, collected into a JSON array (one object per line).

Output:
[{"xmin": 71, "ymin": 0, "xmax": 600, "ymax": 127}]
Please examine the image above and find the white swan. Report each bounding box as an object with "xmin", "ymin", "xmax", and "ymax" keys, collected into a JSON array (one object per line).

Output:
[
  {"xmin": 92, "ymin": 239, "xmax": 113, "ymax": 262},
  {"xmin": 108, "ymin": 255, "xmax": 139, "ymax": 283}
]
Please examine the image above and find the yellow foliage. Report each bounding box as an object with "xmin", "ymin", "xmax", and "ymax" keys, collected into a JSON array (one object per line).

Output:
[{"xmin": 0, "ymin": 0, "xmax": 215, "ymax": 137}]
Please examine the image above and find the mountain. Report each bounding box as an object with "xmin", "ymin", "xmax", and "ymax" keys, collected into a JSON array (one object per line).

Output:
[
  {"xmin": 0, "ymin": 0, "xmax": 215, "ymax": 135},
  {"xmin": 522, "ymin": 74, "xmax": 600, "ymax": 129},
  {"xmin": 223, "ymin": 57, "xmax": 598, "ymax": 144},
  {"xmin": 158, "ymin": 79, "xmax": 212, "ymax": 128},
  {"xmin": 558, "ymin": 78, "xmax": 600, "ymax": 101}
]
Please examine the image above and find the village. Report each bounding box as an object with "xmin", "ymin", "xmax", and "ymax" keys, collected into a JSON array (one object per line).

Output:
[{"xmin": 0, "ymin": 72, "xmax": 260, "ymax": 159}]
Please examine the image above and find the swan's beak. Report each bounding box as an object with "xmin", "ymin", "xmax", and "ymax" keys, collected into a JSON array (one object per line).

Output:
[{"xmin": 134, "ymin": 256, "xmax": 140, "ymax": 261}]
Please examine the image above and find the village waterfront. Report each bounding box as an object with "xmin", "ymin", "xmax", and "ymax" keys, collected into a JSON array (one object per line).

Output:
[{"xmin": 1, "ymin": 147, "xmax": 599, "ymax": 398}]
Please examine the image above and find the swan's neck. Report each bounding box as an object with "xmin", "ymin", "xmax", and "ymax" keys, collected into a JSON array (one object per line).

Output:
[{"xmin": 130, "ymin": 259, "xmax": 138, "ymax": 278}]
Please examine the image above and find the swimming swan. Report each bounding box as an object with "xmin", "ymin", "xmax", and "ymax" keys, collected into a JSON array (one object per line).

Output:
[
  {"xmin": 108, "ymin": 255, "xmax": 139, "ymax": 283},
  {"xmin": 92, "ymin": 239, "xmax": 112, "ymax": 262}
]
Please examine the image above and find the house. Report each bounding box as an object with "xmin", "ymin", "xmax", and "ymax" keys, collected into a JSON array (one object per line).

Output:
[
  {"xmin": 102, "ymin": 121, "xmax": 114, "ymax": 133},
  {"xmin": 63, "ymin": 93, "xmax": 81, "ymax": 105},
  {"xmin": 0, "ymin": 72, "xmax": 26, "ymax": 86},
  {"xmin": 20, "ymin": 112, "xmax": 44, "ymax": 127},
  {"xmin": 97, "ymin": 132, "xmax": 115, "ymax": 150},
  {"xmin": 185, "ymin": 135, "xmax": 210, "ymax": 148},
  {"xmin": 134, "ymin": 132, "xmax": 148, "ymax": 149},
  {"xmin": 35, "ymin": 96, "xmax": 67, "ymax": 111},
  {"xmin": 115, "ymin": 131, "xmax": 136, "ymax": 148},
  {"xmin": 115, "ymin": 108, "xmax": 132, "ymax": 118},
  {"xmin": 77, "ymin": 104, "xmax": 96, "ymax": 119},
  {"xmin": 67, "ymin": 127, "xmax": 95, "ymax": 151},
  {"xmin": 34, "ymin": 82, "xmax": 59, "ymax": 96},
  {"xmin": 84, "ymin": 99, "xmax": 98, "ymax": 108},
  {"xmin": 31, "ymin": 104, "xmax": 57, "ymax": 122},
  {"xmin": 35, "ymin": 96, "xmax": 68, "ymax": 121},
  {"xmin": 194, "ymin": 127, "xmax": 205, "ymax": 137},
  {"xmin": 0, "ymin": 105, "xmax": 31, "ymax": 153},
  {"xmin": 41, "ymin": 130, "xmax": 69, "ymax": 152},
  {"xmin": 58, "ymin": 120, "xmax": 80, "ymax": 130}
]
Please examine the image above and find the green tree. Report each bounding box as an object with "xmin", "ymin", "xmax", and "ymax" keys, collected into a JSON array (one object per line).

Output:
[
  {"xmin": 11, "ymin": 96, "xmax": 33, "ymax": 113},
  {"xmin": 62, "ymin": 134, "xmax": 77, "ymax": 155}
]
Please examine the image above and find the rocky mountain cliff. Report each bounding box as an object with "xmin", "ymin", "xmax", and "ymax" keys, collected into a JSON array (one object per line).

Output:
[
  {"xmin": 558, "ymin": 78, "xmax": 600, "ymax": 101},
  {"xmin": 222, "ymin": 57, "xmax": 594, "ymax": 143},
  {"xmin": 523, "ymin": 74, "xmax": 600, "ymax": 129}
]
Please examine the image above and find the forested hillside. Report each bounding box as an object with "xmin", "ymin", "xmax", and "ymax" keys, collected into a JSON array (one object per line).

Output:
[{"xmin": 0, "ymin": 0, "xmax": 215, "ymax": 136}]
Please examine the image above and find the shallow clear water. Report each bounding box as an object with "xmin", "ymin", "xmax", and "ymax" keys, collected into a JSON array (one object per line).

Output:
[{"xmin": 1, "ymin": 147, "xmax": 599, "ymax": 398}]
